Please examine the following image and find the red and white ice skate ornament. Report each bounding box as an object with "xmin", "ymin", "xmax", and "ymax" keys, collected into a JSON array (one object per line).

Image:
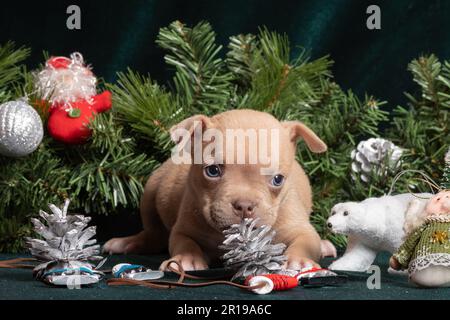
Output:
[
  {"xmin": 35, "ymin": 52, "xmax": 112, "ymax": 144},
  {"xmin": 244, "ymin": 267, "xmax": 347, "ymax": 294}
]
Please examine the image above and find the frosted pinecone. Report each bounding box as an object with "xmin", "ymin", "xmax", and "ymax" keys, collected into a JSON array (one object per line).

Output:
[
  {"xmin": 219, "ymin": 218, "xmax": 287, "ymax": 280},
  {"xmin": 26, "ymin": 199, "xmax": 104, "ymax": 285},
  {"xmin": 351, "ymin": 138, "xmax": 404, "ymax": 183}
]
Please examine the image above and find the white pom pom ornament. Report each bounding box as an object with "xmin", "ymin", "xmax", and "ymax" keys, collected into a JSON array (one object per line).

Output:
[{"xmin": 34, "ymin": 52, "xmax": 97, "ymax": 107}]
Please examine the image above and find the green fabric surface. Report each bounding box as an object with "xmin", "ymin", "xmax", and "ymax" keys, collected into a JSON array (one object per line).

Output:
[{"xmin": 1, "ymin": 252, "xmax": 449, "ymax": 300}]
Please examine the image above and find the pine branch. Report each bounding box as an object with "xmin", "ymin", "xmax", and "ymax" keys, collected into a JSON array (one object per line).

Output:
[
  {"xmin": 0, "ymin": 139, "xmax": 70, "ymax": 252},
  {"xmin": 108, "ymin": 69, "xmax": 181, "ymax": 157},
  {"xmin": 388, "ymin": 55, "xmax": 449, "ymax": 184},
  {"xmin": 0, "ymin": 216, "xmax": 32, "ymax": 253},
  {"xmin": 89, "ymin": 112, "xmax": 136, "ymax": 155},
  {"xmin": 68, "ymin": 151, "xmax": 157, "ymax": 214},
  {"xmin": 0, "ymin": 42, "xmax": 30, "ymax": 103},
  {"xmin": 57, "ymin": 114, "xmax": 159, "ymax": 214},
  {"xmin": 408, "ymin": 55, "xmax": 443, "ymax": 110},
  {"xmin": 156, "ymin": 20, "xmax": 233, "ymax": 114},
  {"xmin": 243, "ymin": 28, "xmax": 332, "ymax": 113},
  {"xmin": 226, "ymin": 34, "xmax": 257, "ymax": 88}
]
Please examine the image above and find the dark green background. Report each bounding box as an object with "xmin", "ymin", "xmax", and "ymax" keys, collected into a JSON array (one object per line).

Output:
[
  {"xmin": 1, "ymin": 0, "xmax": 449, "ymax": 109},
  {"xmin": 1, "ymin": 0, "xmax": 449, "ymax": 239}
]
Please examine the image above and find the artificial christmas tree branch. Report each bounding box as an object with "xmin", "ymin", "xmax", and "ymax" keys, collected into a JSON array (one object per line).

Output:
[
  {"xmin": 108, "ymin": 69, "xmax": 179, "ymax": 158},
  {"xmin": 226, "ymin": 34, "xmax": 257, "ymax": 88},
  {"xmin": 389, "ymin": 54, "xmax": 449, "ymax": 184},
  {"xmin": 0, "ymin": 42, "xmax": 29, "ymax": 103},
  {"xmin": 156, "ymin": 21, "xmax": 233, "ymax": 114}
]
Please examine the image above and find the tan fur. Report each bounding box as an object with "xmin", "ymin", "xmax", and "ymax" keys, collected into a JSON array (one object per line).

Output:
[{"xmin": 104, "ymin": 109, "xmax": 330, "ymax": 271}]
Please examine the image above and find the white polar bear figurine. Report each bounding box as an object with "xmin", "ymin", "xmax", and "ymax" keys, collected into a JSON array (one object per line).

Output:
[{"xmin": 327, "ymin": 193, "xmax": 431, "ymax": 272}]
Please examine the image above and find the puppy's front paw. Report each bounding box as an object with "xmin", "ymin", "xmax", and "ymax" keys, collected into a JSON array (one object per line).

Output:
[
  {"xmin": 159, "ymin": 254, "xmax": 209, "ymax": 272},
  {"xmin": 284, "ymin": 255, "xmax": 320, "ymax": 271}
]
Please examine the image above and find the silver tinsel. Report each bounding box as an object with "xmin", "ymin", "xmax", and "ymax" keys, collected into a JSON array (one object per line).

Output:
[
  {"xmin": 0, "ymin": 100, "xmax": 43, "ymax": 157},
  {"xmin": 34, "ymin": 52, "xmax": 97, "ymax": 106},
  {"xmin": 26, "ymin": 199, "xmax": 104, "ymax": 286},
  {"xmin": 351, "ymin": 137, "xmax": 404, "ymax": 183},
  {"xmin": 112, "ymin": 263, "xmax": 164, "ymax": 281},
  {"xmin": 219, "ymin": 218, "xmax": 287, "ymax": 280}
]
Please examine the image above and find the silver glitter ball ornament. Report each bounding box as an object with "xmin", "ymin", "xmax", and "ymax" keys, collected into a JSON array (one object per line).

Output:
[{"xmin": 0, "ymin": 100, "xmax": 44, "ymax": 157}]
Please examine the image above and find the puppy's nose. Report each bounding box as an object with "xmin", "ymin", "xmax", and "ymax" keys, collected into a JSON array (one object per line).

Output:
[
  {"xmin": 232, "ymin": 200, "xmax": 256, "ymax": 218},
  {"xmin": 327, "ymin": 222, "xmax": 333, "ymax": 228}
]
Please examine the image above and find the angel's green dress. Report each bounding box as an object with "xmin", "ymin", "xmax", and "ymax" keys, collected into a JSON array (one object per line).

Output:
[{"xmin": 393, "ymin": 215, "xmax": 450, "ymax": 275}]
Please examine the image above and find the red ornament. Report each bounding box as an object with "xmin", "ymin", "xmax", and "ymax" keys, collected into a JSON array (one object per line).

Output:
[
  {"xmin": 47, "ymin": 91, "xmax": 112, "ymax": 144},
  {"xmin": 47, "ymin": 56, "xmax": 72, "ymax": 69},
  {"xmin": 35, "ymin": 52, "xmax": 111, "ymax": 144}
]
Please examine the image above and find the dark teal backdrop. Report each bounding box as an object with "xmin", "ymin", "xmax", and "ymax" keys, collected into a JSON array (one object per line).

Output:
[
  {"xmin": 1, "ymin": 0, "xmax": 450, "ymax": 108},
  {"xmin": 1, "ymin": 0, "xmax": 449, "ymax": 240}
]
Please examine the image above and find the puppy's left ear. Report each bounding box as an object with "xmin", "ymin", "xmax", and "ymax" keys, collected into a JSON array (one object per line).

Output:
[
  {"xmin": 282, "ymin": 121, "xmax": 327, "ymax": 153},
  {"xmin": 169, "ymin": 114, "xmax": 213, "ymax": 145}
]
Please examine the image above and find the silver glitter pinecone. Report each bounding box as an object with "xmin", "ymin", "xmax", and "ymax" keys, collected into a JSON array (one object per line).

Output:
[
  {"xmin": 0, "ymin": 100, "xmax": 43, "ymax": 157},
  {"xmin": 351, "ymin": 138, "xmax": 404, "ymax": 183},
  {"xmin": 219, "ymin": 218, "xmax": 287, "ymax": 280},
  {"xmin": 26, "ymin": 199, "xmax": 104, "ymax": 285}
]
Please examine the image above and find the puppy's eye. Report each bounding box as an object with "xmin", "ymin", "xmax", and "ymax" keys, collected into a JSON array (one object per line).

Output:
[
  {"xmin": 343, "ymin": 211, "xmax": 349, "ymax": 216},
  {"xmin": 271, "ymin": 174, "xmax": 285, "ymax": 187},
  {"xmin": 331, "ymin": 211, "xmax": 336, "ymax": 216},
  {"xmin": 204, "ymin": 165, "xmax": 221, "ymax": 178}
]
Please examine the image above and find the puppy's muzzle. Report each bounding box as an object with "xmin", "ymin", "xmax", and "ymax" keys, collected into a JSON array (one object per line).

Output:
[{"xmin": 232, "ymin": 199, "xmax": 257, "ymax": 219}]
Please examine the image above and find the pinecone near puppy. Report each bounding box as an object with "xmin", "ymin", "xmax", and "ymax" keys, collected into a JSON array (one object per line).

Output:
[{"xmin": 219, "ymin": 218, "xmax": 288, "ymax": 280}]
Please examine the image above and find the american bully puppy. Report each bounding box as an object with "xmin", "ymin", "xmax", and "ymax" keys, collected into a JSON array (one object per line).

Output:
[{"xmin": 104, "ymin": 109, "xmax": 333, "ymax": 271}]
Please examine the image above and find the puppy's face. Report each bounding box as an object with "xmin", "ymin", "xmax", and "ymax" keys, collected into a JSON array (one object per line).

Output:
[{"xmin": 170, "ymin": 109, "xmax": 327, "ymax": 231}]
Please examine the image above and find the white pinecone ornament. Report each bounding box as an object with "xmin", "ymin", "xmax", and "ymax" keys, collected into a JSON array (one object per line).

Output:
[
  {"xmin": 219, "ymin": 218, "xmax": 287, "ymax": 280},
  {"xmin": 351, "ymin": 138, "xmax": 404, "ymax": 183},
  {"xmin": 26, "ymin": 199, "xmax": 104, "ymax": 286}
]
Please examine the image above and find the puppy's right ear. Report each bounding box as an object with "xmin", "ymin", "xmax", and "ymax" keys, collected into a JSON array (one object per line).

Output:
[
  {"xmin": 170, "ymin": 114, "xmax": 213, "ymax": 145},
  {"xmin": 282, "ymin": 121, "xmax": 327, "ymax": 153}
]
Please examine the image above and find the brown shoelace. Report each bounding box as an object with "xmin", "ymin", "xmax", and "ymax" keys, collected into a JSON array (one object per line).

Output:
[
  {"xmin": 0, "ymin": 257, "xmax": 36, "ymax": 269},
  {"xmin": 107, "ymin": 259, "xmax": 264, "ymax": 291},
  {"xmin": 0, "ymin": 257, "xmax": 263, "ymax": 291}
]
